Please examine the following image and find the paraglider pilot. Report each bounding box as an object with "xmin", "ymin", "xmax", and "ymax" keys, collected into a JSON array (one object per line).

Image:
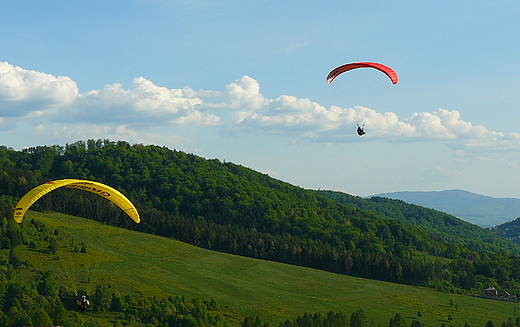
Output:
[
  {"xmin": 357, "ymin": 124, "xmax": 366, "ymax": 136},
  {"xmin": 77, "ymin": 295, "xmax": 91, "ymax": 311}
]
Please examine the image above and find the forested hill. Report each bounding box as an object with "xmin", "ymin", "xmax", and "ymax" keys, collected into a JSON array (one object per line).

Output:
[
  {"xmin": 314, "ymin": 190, "xmax": 515, "ymax": 253},
  {"xmin": 492, "ymin": 218, "xmax": 520, "ymax": 245},
  {"xmin": 1, "ymin": 139, "xmax": 520, "ymax": 295}
]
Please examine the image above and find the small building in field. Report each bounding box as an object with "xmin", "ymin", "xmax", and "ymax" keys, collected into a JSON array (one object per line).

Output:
[{"xmin": 484, "ymin": 286, "xmax": 498, "ymax": 299}]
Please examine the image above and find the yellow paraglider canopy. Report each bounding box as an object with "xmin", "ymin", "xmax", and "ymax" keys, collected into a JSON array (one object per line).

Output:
[{"xmin": 14, "ymin": 179, "xmax": 140, "ymax": 223}]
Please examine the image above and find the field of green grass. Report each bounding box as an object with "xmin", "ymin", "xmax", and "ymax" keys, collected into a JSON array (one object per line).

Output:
[{"xmin": 21, "ymin": 211, "xmax": 518, "ymax": 326}]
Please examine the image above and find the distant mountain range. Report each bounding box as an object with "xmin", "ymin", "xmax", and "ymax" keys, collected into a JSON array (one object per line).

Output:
[{"xmin": 371, "ymin": 189, "xmax": 520, "ymax": 227}]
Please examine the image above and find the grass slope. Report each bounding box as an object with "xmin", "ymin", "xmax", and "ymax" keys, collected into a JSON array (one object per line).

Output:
[{"xmin": 23, "ymin": 211, "xmax": 518, "ymax": 326}]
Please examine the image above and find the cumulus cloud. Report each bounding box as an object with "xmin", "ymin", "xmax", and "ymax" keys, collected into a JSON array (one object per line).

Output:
[
  {"xmin": 220, "ymin": 76, "xmax": 520, "ymax": 153},
  {"xmin": 225, "ymin": 76, "xmax": 270, "ymax": 111},
  {"xmin": 0, "ymin": 62, "xmax": 221, "ymax": 127},
  {"xmin": 0, "ymin": 62, "xmax": 78, "ymax": 116},
  {"xmin": 52, "ymin": 77, "xmax": 222, "ymax": 126},
  {"xmin": 224, "ymin": 76, "xmax": 419, "ymax": 139}
]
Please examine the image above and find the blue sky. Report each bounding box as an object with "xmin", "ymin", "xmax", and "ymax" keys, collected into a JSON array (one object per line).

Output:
[{"xmin": 2, "ymin": 0, "xmax": 520, "ymax": 198}]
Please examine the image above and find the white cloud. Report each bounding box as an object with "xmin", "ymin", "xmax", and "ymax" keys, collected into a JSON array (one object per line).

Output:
[
  {"xmin": 225, "ymin": 76, "xmax": 270, "ymax": 111},
  {"xmin": 0, "ymin": 62, "xmax": 222, "ymax": 128},
  {"xmin": 0, "ymin": 62, "xmax": 78, "ymax": 116},
  {"xmin": 181, "ymin": 86, "xmax": 223, "ymax": 99},
  {"xmin": 224, "ymin": 77, "xmax": 416, "ymax": 139},
  {"xmin": 52, "ymin": 77, "xmax": 222, "ymax": 126},
  {"xmin": 220, "ymin": 77, "xmax": 520, "ymax": 153}
]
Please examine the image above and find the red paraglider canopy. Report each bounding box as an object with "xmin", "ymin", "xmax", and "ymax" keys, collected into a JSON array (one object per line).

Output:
[{"xmin": 326, "ymin": 62, "xmax": 398, "ymax": 84}]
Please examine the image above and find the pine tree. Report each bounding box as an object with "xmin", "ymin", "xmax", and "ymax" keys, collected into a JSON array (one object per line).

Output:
[
  {"xmin": 389, "ymin": 313, "xmax": 406, "ymax": 327},
  {"xmin": 8, "ymin": 248, "xmax": 21, "ymax": 268},
  {"xmin": 351, "ymin": 309, "xmax": 368, "ymax": 327},
  {"xmin": 32, "ymin": 309, "xmax": 53, "ymax": 326},
  {"xmin": 93, "ymin": 284, "xmax": 113, "ymax": 311},
  {"xmin": 50, "ymin": 304, "xmax": 71, "ymax": 326}
]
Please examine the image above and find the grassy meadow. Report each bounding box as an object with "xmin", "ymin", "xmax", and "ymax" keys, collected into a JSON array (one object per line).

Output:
[{"xmin": 18, "ymin": 211, "xmax": 518, "ymax": 326}]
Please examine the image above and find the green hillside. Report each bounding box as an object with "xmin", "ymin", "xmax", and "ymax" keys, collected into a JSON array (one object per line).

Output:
[{"xmin": 19, "ymin": 211, "xmax": 520, "ymax": 327}]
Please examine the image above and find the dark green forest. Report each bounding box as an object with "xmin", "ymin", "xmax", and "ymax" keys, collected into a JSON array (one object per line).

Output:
[
  {"xmin": 492, "ymin": 218, "xmax": 520, "ymax": 245},
  {"xmin": 270, "ymin": 310, "xmax": 520, "ymax": 327},
  {"xmin": 314, "ymin": 190, "xmax": 517, "ymax": 253},
  {"xmin": 1, "ymin": 139, "xmax": 520, "ymax": 326}
]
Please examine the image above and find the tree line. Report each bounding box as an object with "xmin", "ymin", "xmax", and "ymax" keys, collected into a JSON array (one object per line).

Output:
[{"xmin": 246, "ymin": 309, "xmax": 520, "ymax": 327}]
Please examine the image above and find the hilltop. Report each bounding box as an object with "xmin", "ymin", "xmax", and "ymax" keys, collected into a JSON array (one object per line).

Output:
[{"xmin": 371, "ymin": 190, "xmax": 520, "ymax": 227}]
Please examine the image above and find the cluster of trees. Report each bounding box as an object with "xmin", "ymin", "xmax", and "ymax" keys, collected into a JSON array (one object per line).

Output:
[
  {"xmin": 244, "ymin": 309, "xmax": 519, "ymax": 327},
  {"xmin": 315, "ymin": 190, "xmax": 517, "ymax": 254},
  {"xmin": 0, "ymin": 140, "xmax": 520, "ymax": 296},
  {"xmin": 492, "ymin": 219, "xmax": 520, "ymax": 246}
]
